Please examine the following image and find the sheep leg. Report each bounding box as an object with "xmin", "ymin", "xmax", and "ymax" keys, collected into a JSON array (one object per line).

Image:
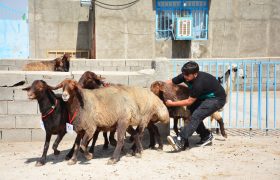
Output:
[
  {"xmin": 36, "ymin": 133, "xmax": 51, "ymax": 167},
  {"xmin": 52, "ymin": 131, "xmax": 66, "ymax": 155},
  {"xmin": 109, "ymin": 130, "xmax": 117, "ymax": 146},
  {"xmin": 108, "ymin": 123, "xmax": 127, "ymax": 165},
  {"xmin": 173, "ymin": 117, "xmax": 179, "ymax": 136},
  {"xmin": 127, "ymin": 126, "xmax": 138, "ymax": 153},
  {"xmin": 147, "ymin": 123, "xmax": 156, "ymax": 149},
  {"xmin": 149, "ymin": 123, "xmax": 163, "ymax": 150},
  {"xmin": 212, "ymin": 112, "xmax": 227, "ymax": 138},
  {"xmin": 89, "ymin": 129, "xmax": 100, "ymax": 154},
  {"xmin": 103, "ymin": 132, "xmax": 109, "ymax": 150},
  {"xmin": 67, "ymin": 132, "xmax": 83, "ymax": 165},
  {"xmin": 81, "ymin": 132, "xmax": 94, "ymax": 160}
]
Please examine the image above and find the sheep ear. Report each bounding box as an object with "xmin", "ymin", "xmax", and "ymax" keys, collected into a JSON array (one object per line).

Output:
[
  {"xmin": 22, "ymin": 86, "xmax": 31, "ymax": 91},
  {"xmin": 49, "ymin": 82, "xmax": 63, "ymax": 90},
  {"xmin": 158, "ymin": 82, "xmax": 165, "ymax": 92}
]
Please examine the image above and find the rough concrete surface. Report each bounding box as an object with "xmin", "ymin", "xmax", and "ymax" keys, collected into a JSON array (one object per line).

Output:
[{"xmin": 0, "ymin": 134, "xmax": 279, "ymax": 180}]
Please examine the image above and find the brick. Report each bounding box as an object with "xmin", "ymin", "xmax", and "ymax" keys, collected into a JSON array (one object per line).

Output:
[
  {"xmin": 112, "ymin": 61, "xmax": 125, "ymax": 67},
  {"xmin": 0, "ymin": 60, "xmax": 15, "ymax": 66},
  {"xmin": 126, "ymin": 60, "xmax": 139, "ymax": 66},
  {"xmin": 138, "ymin": 60, "xmax": 152, "ymax": 67},
  {"xmin": 8, "ymin": 66, "xmax": 23, "ymax": 70},
  {"xmin": 130, "ymin": 66, "xmax": 143, "ymax": 71},
  {"xmin": 128, "ymin": 75, "xmax": 154, "ymax": 88},
  {"xmin": 0, "ymin": 66, "xmax": 9, "ymax": 70},
  {"xmin": 31, "ymin": 128, "xmax": 45, "ymax": 141},
  {"xmin": 16, "ymin": 115, "xmax": 41, "ymax": 128},
  {"xmin": 85, "ymin": 60, "xmax": 99, "ymax": 67},
  {"xmin": 71, "ymin": 60, "xmax": 86, "ymax": 67},
  {"xmin": 0, "ymin": 101, "xmax": 8, "ymax": 114},
  {"xmin": 0, "ymin": 115, "xmax": 16, "ymax": 128},
  {"xmin": 90, "ymin": 66, "xmax": 104, "ymax": 71},
  {"xmin": 0, "ymin": 88, "xmax": 13, "ymax": 100},
  {"xmin": 25, "ymin": 73, "xmax": 73, "ymax": 86},
  {"xmin": 98, "ymin": 60, "xmax": 112, "ymax": 67},
  {"xmin": 103, "ymin": 66, "xmax": 117, "ymax": 71},
  {"xmin": 8, "ymin": 101, "xmax": 38, "ymax": 115},
  {"xmin": 1, "ymin": 129, "xmax": 31, "ymax": 142},
  {"xmin": 103, "ymin": 75, "xmax": 129, "ymax": 85},
  {"xmin": 14, "ymin": 89, "xmax": 29, "ymax": 100},
  {"xmin": 117, "ymin": 66, "xmax": 130, "ymax": 71}
]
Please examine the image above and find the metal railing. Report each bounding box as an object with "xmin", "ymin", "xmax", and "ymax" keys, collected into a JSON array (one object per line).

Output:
[{"xmin": 170, "ymin": 59, "xmax": 280, "ymax": 130}]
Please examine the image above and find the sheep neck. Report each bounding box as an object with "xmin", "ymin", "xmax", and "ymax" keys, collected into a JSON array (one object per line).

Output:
[
  {"xmin": 66, "ymin": 94, "xmax": 81, "ymax": 123},
  {"xmin": 37, "ymin": 90, "xmax": 56, "ymax": 115}
]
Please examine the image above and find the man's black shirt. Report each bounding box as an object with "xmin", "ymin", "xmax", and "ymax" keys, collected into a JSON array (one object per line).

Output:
[{"xmin": 172, "ymin": 71, "xmax": 226, "ymax": 100}]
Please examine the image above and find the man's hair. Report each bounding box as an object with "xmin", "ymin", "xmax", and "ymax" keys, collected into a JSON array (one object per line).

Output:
[{"xmin": 181, "ymin": 61, "xmax": 199, "ymax": 75}]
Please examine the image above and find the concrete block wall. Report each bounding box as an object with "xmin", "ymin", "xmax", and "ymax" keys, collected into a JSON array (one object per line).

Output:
[{"xmin": 0, "ymin": 59, "xmax": 169, "ymax": 142}]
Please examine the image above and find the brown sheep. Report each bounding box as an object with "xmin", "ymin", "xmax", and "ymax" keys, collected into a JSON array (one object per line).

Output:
[
  {"xmin": 23, "ymin": 53, "xmax": 71, "ymax": 72},
  {"xmin": 150, "ymin": 81, "xmax": 227, "ymax": 139},
  {"xmin": 78, "ymin": 71, "xmax": 117, "ymax": 151},
  {"xmin": 51, "ymin": 79, "xmax": 169, "ymax": 165}
]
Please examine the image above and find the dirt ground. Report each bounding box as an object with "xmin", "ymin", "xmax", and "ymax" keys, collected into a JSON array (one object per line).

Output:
[{"xmin": 0, "ymin": 133, "xmax": 279, "ymax": 180}]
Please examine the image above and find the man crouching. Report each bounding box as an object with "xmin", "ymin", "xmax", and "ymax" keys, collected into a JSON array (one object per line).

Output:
[{"xmin": 166, "ymin": 61, "xmax": 226, "ymax": 150}]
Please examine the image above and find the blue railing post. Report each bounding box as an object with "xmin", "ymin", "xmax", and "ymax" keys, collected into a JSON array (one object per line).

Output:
[
  {"xmin": 266, "ymin": 64, "xmax": 270, "ymax": 130},
  {"xmin": 258, "ymin": 63, "xmax": 262, "ymax": 129},
  {"xmin": 243, "ymin": 63, "xmax": 247, "ymax": 128},
  {"xmin": 250, "ymin": 63, "xmax": 254, "ymax": 129},
  {"xmin": 274, "ymin": 64, "xmax": 277, "ymax": 129},
  {"xmin": 229, "ymin": 63, "xmax": 233, "ymax": 128}
]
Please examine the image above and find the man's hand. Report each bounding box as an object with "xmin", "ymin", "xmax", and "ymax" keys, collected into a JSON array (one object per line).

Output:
[{"xmin": 165, "ymin": 100, "xmax": 174, "ymax": 107}]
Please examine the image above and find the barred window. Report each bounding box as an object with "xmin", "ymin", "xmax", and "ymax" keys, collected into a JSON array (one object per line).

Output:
[{"xmin": 155, "ymin": 0, "xmax": 209, "ymax": 40}]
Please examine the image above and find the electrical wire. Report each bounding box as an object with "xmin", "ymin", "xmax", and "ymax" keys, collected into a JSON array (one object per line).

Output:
[
  {"xmin": 94, "ymin": 0, "xmax": 139, "ymax": 7},
  {"xmin": 93, "ymin": 0, "xmax": 140, "ymax": 10}
]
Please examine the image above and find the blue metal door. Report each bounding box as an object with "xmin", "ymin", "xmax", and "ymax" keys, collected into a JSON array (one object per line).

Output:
[{"xmin": 0, "ymin": 0, "xmax": 29, "ymax": 58}]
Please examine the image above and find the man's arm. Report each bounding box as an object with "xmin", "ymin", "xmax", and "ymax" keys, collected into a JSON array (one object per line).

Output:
[
  {"xmin": 165, "ymin": 79, "xmax": 173, "ymax": 84},
  {"xmin": 165, "ymin": 97, "xmax": 196, "ymax": 107}
]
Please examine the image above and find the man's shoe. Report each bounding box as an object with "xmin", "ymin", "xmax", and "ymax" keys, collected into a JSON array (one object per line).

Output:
[
  {"xmin": 196, "ymin": 133, "xmax": 214, "ymax": 147},
  {"xmin": 167, "ymin": 135, "xmax": 185, "ymax": 151}
]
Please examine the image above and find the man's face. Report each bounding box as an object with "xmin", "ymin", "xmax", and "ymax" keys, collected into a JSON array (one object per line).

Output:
[{"xmin": 183, "ymin": 73, "xmax": 197, "ymax": 82}]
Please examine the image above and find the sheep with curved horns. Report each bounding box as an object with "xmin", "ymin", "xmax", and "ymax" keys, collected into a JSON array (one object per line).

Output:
[{"xmin": 51, "ymin": 79, "xmax": 169, "ymax": 165}]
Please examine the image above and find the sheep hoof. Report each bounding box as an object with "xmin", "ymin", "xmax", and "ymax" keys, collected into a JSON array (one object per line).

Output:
[
  {"xmin": 35, "ymin": 161, "xmax": 45, "ymax": 167},
  {"xmin": 149, "ymin": 145, "xmax": 156, "ymax": 150},
  {"xmin": 222, "ymin": 133, "xmax": 228, "ymax": 138},
  {"xmin": 135, "ymin": 153, "xmax": 142, "ymax": 158},
  {"xmin": 157, "ymin": 147, "xmax": 163, "ymax": 151},
  {"xmin": 67, "ymin": 159, "xmax": 77, "ymax": 165},
  {"xmin": 107, "ymin": 158, "xmax": 118, "ymax": 165},
  {"xmin": 54, "ymin": 150, "xmax": 60, "ymax": 156},
  {"xmin": 84, "ymin": 153, "xmax": 93, "ymax": 160}
]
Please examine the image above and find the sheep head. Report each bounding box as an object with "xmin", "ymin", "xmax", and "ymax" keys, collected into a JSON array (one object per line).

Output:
[
  {"xmin": 22, "ymin": 80, "xmax": 53, "ymax": 100},
  {"xmin": 54, "ymin": 58, "xmax": 66, "ymax": 72},
  {"xmin": 52, "ymin": 79, "xmax": 82, "ymax": 103},
  {"xmin": 150, "ymin": 81, "xmax": 165, "ymax": 96},
  {"xmin": 78, "ymin": 71, "xmax": 106, "ymax": 89}
]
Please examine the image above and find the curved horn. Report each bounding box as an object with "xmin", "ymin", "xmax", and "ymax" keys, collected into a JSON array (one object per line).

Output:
[{"xmin": 48, "ymin": 81, "xmax": 64, "ymax": 90}]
